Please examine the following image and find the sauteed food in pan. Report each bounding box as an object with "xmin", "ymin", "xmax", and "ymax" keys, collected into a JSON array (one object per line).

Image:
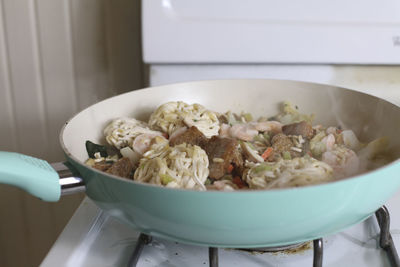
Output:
[{"xmin": 85, "ymin": 101, "xmax": 390, "ymax": 191}]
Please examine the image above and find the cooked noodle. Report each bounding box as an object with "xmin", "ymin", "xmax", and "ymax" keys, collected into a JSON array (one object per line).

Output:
[
  {"xmin": 134, "ymin": 137, "xmax": 209, "ymax": 190},
  {"xmin": 148, "ymin": 101, "xmax": 220, "ymax": 138}
]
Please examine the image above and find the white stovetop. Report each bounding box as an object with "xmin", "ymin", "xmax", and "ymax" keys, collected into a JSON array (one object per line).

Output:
[{"xmin": 41, "ymin": 189, "xmax": 400, "ymax": 267}]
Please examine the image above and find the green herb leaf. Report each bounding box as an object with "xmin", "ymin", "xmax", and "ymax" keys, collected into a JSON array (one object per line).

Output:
[
  {"xmin": 253, "ymin": 164, "xmax": 273, "ymax": 173},
  {"xmin": 86, "ymin": 140, "xmax": 108, "ymax": 158}
]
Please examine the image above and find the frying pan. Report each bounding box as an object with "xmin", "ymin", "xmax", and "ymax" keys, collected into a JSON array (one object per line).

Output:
[{"xmin": 1, "ymin": 79, "xmax": 400, "ymax": 248}]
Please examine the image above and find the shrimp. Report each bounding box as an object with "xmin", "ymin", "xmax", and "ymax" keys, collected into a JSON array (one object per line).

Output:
[
  {"xmin": 208, "ymin": 180, "xmax": 236, "ymax": 191},
  {"xmin": 229, "ymin": 123, "xmax": 258, "ymax": 141},
  {"xmin": 322, "ymin": 147, "xmax": 360, "ymax": 178},
  {"xmin": 250, "ymin": 121, "xmax": 283, "ymax": 134},
  {"xmin": 341, "ymin": 130, "xmax": 362, "ymax": 151},
  {"xmin": 131, "ymin": 133, "xmax": 162, "ymax": 155},
  {"xmin": 326, "ymin": 127, "xmax": 337, "ymax": 135},
  {"xmin": 313, "ymin": 124, "xmax": 324, "ymax": 131},
  {"xmin": 321, "ymin": 133, "xmax": 336, "ymax": 151},
  {"xmin": 223, "ymin": 121, "xmax": 282, "ymax": 141},
  {"xmin": 219, "ymin": 123, "xmax": 231, "ymax": 138},
  {"xmin": 169, "ymin": 126, "xmax": 187, "ymax": 141}
]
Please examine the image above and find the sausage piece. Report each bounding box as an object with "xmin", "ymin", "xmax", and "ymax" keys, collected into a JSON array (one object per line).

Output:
[
  {"xmin": 106, "ymin": 157, "xmax": 133, "ymax": 179},
  {"xmin": 282, "ymin": 121, "xmax": 314, "ymax": 139},
  {"xmin": 271, "ymin": 133, "xmax": 302, "ymax": 159},
  {"xmin": 169, "ymin": 126, "xmax": 208, "ymax": 147},
  {"xmin": 203, "ymin": 136, "xmax": 243, "ymax": 179},
  {"xmin": 93, "ymin": 161, "xmax": 113, "ymax": 171}
]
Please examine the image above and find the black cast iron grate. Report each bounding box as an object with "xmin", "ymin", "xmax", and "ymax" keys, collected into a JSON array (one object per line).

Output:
[{"xmin": 127, "ymin": 206, "xmax": 399, "ymax": 267}]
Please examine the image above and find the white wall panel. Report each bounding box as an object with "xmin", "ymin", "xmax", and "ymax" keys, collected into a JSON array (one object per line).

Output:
[
  {"xmin": 0, "ymin": 0, "xmax": 143, "ymax": 266},
  {"xmin": 35, "ymin": 0, "xmax": 79, "ymax": 160},
  {"xmin": 1, "ymin": 0, "xmax": 49, "ymax": 159},
  {"xmin": 0, "ymin": 0, "xmax": 142, "ymax": 162},
  {"xmin": 0, "ymin": 0, "xmax": 18, "ymax": 152},
  {"xmin": 69, "ymin": 0, "xmax": 114, "ymax": 111}
]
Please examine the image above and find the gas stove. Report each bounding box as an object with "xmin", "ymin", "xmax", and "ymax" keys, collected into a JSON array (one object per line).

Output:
[{"xmin": 41, "ymin": 189, "xmax": 400, "ymax": 267}]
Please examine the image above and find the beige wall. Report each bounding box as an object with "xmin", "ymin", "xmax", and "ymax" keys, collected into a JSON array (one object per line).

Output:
[{"xmin": 0, "ymin": 0, "xmax": 143, "ymax": 266}]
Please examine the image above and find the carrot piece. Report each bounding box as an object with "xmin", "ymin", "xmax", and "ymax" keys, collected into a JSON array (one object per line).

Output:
[
  {"xmin": 261, "ymin": 147, "xmax": 273, "ymax": 160},
  {"xmin": 232, "ymin": 176, "xmax": 246, "ymax": 189},
  {"xmin": 227, "ymin": 164, "xmax": 234, "ymax": 173}
]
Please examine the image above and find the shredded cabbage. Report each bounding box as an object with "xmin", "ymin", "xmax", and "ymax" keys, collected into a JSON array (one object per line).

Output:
[
  {"xmin": 310, "ymin": 131, "xmax": 327, "ymax": 157},
  {"xmin": 358, "ymin": 137, "xmax": 389, "ymax": 161},
  {"xmin": 244, "ymin": 157, "xmax": 333, "ymax": 189},
  {"xmin": 275, "ymin": 101, "xmax": 314, "ymax": 124}
]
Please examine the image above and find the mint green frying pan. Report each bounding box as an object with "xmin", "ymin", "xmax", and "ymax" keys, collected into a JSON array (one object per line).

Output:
[{"xmin": 1, "ymin": 79, "xmax": 400, "ymax": 248}]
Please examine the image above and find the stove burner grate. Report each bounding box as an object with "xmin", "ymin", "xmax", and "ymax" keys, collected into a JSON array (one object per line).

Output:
[
  {"xmin": 376, "ymin": 206, "xmax": 400, "ymax": 267},
  {"xmin": 239, "ymin": 241, "xmax": 307, "ymax": 252},
  {"xmin": 127, "ymin": 206, "xmax": 399, "ymax": 267}
]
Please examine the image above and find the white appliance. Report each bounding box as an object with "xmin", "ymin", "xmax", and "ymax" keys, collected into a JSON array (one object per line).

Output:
[
  {"xmin": 41, "ymin": 194, "xmax": 400, "ymax": 267},
  {"xmin": 143, "ymin": 0, "xmax": 400, "ymax": 104},
  {"xmin": 42, "ymin": 1, "xmax": 400, "ymax": 266}
]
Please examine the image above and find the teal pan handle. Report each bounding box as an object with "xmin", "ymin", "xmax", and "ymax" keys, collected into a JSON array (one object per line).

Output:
[{"xmin": 0, "ymin": 152, "xmax": 85, "ymax": 202}]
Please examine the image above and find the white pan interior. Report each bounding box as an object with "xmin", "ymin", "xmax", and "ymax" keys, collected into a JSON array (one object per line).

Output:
[{"xmin": 61, "ymin": 79, "xmax": 400, "ymax": 163}]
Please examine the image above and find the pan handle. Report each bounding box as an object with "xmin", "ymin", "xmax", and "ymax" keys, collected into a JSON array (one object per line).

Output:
[
  {"xmin": 51, "ymin": 162, "xmax": 85, "ymax": 196},
  {"xmin": 0, "ymin": 152, "xmax": 85, "ymax": 202}
]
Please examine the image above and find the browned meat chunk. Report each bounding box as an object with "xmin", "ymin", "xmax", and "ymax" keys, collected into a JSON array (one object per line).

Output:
[
  {"xmin": 106, "ymin": 157, "xmax": 133, "ymax": 179},
  {"xmin": 203, "ymin": 136, "xmax": 243, "ymax": 179},
  {"xmin": 169, "ymin": 126, "xmax": 208, "ymax": 147},
  {"xmin": 272, "ymin": 133, "xmax": 292, "ymax": 153},
  {"xmin": 282, "ymin": 121, "xmax": 314, "ymax": 139},
  {"xmin": 93, "ymin": 161, "xmax": 113, "ymax": 171},
  {"xmin": 271, "ymin": 133, "xmax": 301, "ymax": 159},
  {"xmin": 169, "ymin": 126, "xmax": 244, "ymax": 178}
]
